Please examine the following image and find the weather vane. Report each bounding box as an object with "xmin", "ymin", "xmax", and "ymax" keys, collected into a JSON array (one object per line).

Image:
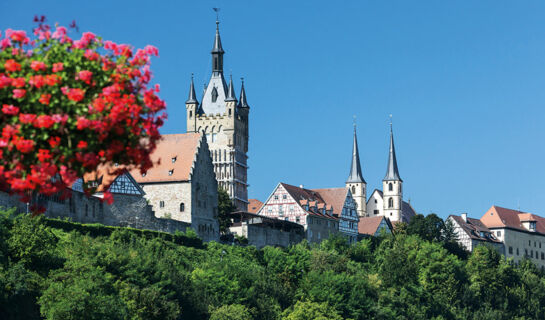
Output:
[
  {"xmin": 213, "ymin": 8, "xmax": 220, "ymax": 22},
  {"xmin": 353, "ymin": 115, "xmax": 357, "ymax": 129}
]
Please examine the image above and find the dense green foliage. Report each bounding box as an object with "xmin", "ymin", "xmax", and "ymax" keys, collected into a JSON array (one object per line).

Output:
[{"xmin": 1, "ymin": 209, "xmax": 545, "ymax": 319}]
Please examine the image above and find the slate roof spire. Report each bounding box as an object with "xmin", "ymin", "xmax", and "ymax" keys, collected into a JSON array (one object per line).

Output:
[
  {"xmin": 346, "ymin": 122, "xmax": 365, "ymax": 183},
  {"xmin": 238, "ymin": 78, "xmax": 249, "ymax": 108},
  {"xmin": 384, "ymin": 120, "xmax": 402, "ymax": 181},
  {"xmin": 225, "ymin": 74, "xmax": 237, "ymax": 102},
  {"xmin": 211, "ymin": 20, "xmax": 224, "ymax": 75},
  {"xmin": 185, "ymin": 74, "xmax": 198, "ymax": 104}
]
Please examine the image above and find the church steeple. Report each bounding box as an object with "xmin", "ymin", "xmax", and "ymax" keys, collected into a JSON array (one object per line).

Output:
[
  {"xmin": 346, "ymin": 125, "xmax": 365, "ymax": 183},
  {"xmin": 186, "ymin": 74, "xmax": 198, "ymax": 104},
  {"xmin": 225, "ymin": 74, "xmax": 237, "ymax": 102},
  {"xmin": 238, "ymin": 78, "xmax": 249, "ymax": 108},
  {"xmin": 211, "ymin": 20, "xmax": 224, "ymax": 75},
  {"xmin": 384, "ymin": 123, "xmax": 402, "ymax": 182}
]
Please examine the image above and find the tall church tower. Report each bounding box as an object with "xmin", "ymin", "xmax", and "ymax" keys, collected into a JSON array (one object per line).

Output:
[
  {"xmin": 346, "ymin": 124, "xmax": 367, "ymax": 217},
  {"xmin": 185, "ymin": 20, "xmax": 249, "ymax": 211},
  {"xmin": 382, "ymin": 123, "xmax": 403, "ymax": 222}
]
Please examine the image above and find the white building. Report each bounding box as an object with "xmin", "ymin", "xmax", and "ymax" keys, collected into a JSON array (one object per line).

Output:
[{"xmin": 480, "ymin": 205, "xmax": 545, "ymax": 269}]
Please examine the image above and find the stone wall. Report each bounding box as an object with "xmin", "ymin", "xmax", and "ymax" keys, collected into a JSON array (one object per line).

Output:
[
  {"xmin": 230, "ymin": 223, "xmax": 304, "ymax": 249},
  {"xmin": 0, "ymin": 191, "xmax": 191, "ymax": 236}
]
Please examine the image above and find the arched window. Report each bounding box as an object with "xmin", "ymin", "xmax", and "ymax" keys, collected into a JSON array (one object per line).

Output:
[
  {"xmin": 388, "ymin": 183, "xmax": 393, "ymax": 191},
  {"xmin": 351, "ymin": 186, "xmax": 356, "ymax": 194},
  {"xmin": 180, "ymin": 203, "xmax": 185, "ymax": 212},
  {"xmin": 388, "ymin": 198, "xmax": 393, "ymax": 208}
]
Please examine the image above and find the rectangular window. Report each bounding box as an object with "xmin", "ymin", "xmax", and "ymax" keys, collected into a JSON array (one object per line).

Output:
[
  {"xmin": 497, "ymin": 231, "xmax": 501, "ymax": 237},
  {"xmin": 283, "ymin": 194, "xmax": 287, "ymax": 199},
  {"xmin": 374, "ymin": 210, "xmax": 379, "ymax": 215},
  {"xmin": 268, "ymin": 206, "xmax": 272, "ymax": 213},
  {"xmin": 289, "ymin": 205, "xmax": 294, "ymax": 212},
  {"xmin": 285, "ymin": 217, "xmax": 289, "ymax": 221},
  {"xmin": 531, "ymin": 250, "xmax": 534, "ymax": 258},
  {"xmin": 542, "ymin": 252, "xmax": 544, "ymax": 260},
  {"xmin": 509, "ymin": 247, "xmax": 513, "ymax": 254},
  {"xmin": 529, "ymin": 240, "xmax": 532, "ymax": 246},
  {"xmin": 296, "ymin": 216, "xmax": 300, "ymax": 223},
  {"xmin": 160, "ymin": 201, "xmax": 165, "ymax": 208},
  {"xmin": 517, "ymin": 248, "xmax": 520, "ymax": 255},
  {"xmin": 274, "ymin": 195, "xmax": 279, "ymax": 200}
]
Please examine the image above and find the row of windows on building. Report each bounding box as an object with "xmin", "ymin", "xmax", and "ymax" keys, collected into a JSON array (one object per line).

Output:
[{"xmin": 508, "ymin": 246, "xmax": 545, "ymax": 261}]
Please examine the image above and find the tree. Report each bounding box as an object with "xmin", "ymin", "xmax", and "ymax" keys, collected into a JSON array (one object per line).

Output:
[
  {"xmin": 209, "ymin": 304, "xmax": 253, "ymax": 320},
  {"xmin": 281, "ymin": 300, "xmax": 342, "ymax": 320},
  {"xmin": 0, "ymin": 21, "xmax": 166, "ymax": 210},
  {"xmin": 406, "ymin": 213, "xmax": 444, "ymax": 242},
  {"xmin": 218, "ymin": 188, "xmax": 236, "ymax": 234}
]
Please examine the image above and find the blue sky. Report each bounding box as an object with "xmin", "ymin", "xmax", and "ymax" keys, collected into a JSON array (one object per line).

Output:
[{"xmin": 2, "ymin": 1, "xmax": 545, "ymax": 220}]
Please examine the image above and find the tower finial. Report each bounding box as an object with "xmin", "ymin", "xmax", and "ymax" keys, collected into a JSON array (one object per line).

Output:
[
  {"xmin": 211, "ymin": 9, "xmax": 224, "ymax": 74},
  {"xmin": 353, "ymin": 115, "xmax": 357, "ymax": 131},
  {"xmin": 238, "ymin": 77, "xmax": 249, "ymax": 108},
  {"xmin": 226, "ymin": 73, "xmax": 237, "ymax": 102},
  {"xmin": 186, "ymin": 73, "xmax": 198, "ymax": 104},
  {"xmin": 389, "ymin": 114, "xmax": 393, "ymax": 132}
]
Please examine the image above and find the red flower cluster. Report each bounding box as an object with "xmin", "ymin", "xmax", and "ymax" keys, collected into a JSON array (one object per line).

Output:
[{"xmin": 0, "ymin": 21, "xmax": 166, "ymax": 212}]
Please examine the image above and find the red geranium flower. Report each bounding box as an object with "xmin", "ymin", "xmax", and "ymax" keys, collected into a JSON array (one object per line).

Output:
[
  {"xmin": 12, "ymin": 89, "xmax": 26, "ymax": 99},
  {"xmin": 30, "ymin": 60, "xmax": 47, "ymax": 72},
  {"xmin": 52, "ymin": 62, "xmax": 64, "ymax": 72},
  {"xmin": 39, "ymin": 93, "xmax": 51, "ymax": 105},
  {"xmin": 77, "ymin": 140, "xmax": 88, "ymax": 149},
  {"xmin": 76, "ymin": 70, "xmax": 93, "ymax": 85},
  {"xmin": 2, "ymin": 104, "xmax": 19, "ymax": 115},
  {"xmin": 48, "ymin": 136, "xmax": 61, "ymax": 148},
  {"xmin": 4, "ymin": 59, "xmax": 21, "ymax": 72},
  {"xmin": 14, "ymin": 139, "xmax": 35, "ymax": 153}
]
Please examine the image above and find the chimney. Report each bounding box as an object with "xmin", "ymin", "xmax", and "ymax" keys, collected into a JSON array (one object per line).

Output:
[{"xmin": 461, "ymin": 213, "xmax": 467, "ymax": 223}]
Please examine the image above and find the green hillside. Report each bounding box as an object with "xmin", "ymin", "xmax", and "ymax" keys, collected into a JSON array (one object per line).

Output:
[{"xmin": 0, "ymin": 209, "xmax": 544, "ymax": 320}]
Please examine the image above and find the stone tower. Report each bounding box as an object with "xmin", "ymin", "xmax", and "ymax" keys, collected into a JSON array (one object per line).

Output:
[
  {"xmin": 382, "ymin": 123, "xmax": 403, "ymax": 222},
  {"xmin": 346, "ymin": 125, "xmax": 367, "ymax": 217},
  {"xmin": 186, "ymin": 20, "xmax": 249, "ymax": 211}
]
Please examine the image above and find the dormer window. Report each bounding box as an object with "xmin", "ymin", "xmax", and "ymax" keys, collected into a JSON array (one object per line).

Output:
[
  {"xmin": 530, "ymin": 221, "xmax": 537, "ymax": 231},
  {"xmin": 142, "ymin": 172, "xmax": 146, "ymax": 177},
  {"xmin": 172, "ymin": 156, "xmax": 177, "ymax": 163},
  {"xmin": 211, "ymin": 87, "xmax": 218, "ymax": 102},
  {"xmin": 168, "ymin": 170, "xmax": 174, "ymax": 176}
]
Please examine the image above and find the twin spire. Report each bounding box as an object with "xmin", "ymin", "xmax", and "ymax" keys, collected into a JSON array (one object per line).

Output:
[
  {"xmin": 346, "ymin": 120, "xmax": 402, "ymax": 184},
  {"xmin": 346, "ymin": 124, "xmax": 365, "ymax": 183},
  {"xmin": 384, "ymin": 123, "xmax": 402, "ymax": 181}
]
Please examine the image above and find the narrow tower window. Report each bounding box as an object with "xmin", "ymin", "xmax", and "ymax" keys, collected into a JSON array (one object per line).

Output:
[
  {"xmin": 211, "ymin": 87, "xmax": 218, "ymax": 102},
  {"xmin": 180, "ymin": 203, "xmax": 185, "ymax": 212},
  {"xmin": 351, "ymin": 186, "xmax": 356, "ymax": 194},
  {"xmin": 388, "ymin": 198, "xmax": 394, "ymax": 208},
  {"xmin": 389, "ymin": 183, "xmax": 393, "ymax": 191}
]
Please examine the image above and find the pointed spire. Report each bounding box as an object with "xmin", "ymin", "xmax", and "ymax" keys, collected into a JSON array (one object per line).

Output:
[
  {"xmin": 185, "ymin": 74, "xmax": 198, "ymax": 104},
  {"xmin": 211, "ymin": 20, "xmax": 224, "ymax": 74},
  {"xmin": 225, "ymin": 74, "xmax": 237, "ymax": 102},
  {"xmin": 238, "ymin": 78, "xmax": 249, "ymax": 108},
  {"xmin": 384, "ymin": 120, "xmax": 402, "ymax": 181},
  {"xmin": 346, "ymin": 121, "xmax": 365, "ymax": 184},
  {"xmin": 212, "ymin": 20, "xmax": 224, "ymax": 54}
]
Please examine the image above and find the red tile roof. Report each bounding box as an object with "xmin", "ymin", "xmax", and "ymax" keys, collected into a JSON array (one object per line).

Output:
[
  {"xmin": 312, "ymin": 188, "xmax": 348, "ymax": 216},
  {"xmin": 358, "ymin": 216, "xmax": 389, "ymax": 235},
  {"xmin": 131, "ymin": 133, "xmax": 202, "ymax": 183},
  {"xmin": 248, "ymin": 199, "xmax": 263, "ymax": 214},
  {"xmin": 480, "ymin": 205, "xmax": 545, "ymax": 234},
  {"xmin": 280, "ymin": 183, "xmax": 337, "ymax": 220}
]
